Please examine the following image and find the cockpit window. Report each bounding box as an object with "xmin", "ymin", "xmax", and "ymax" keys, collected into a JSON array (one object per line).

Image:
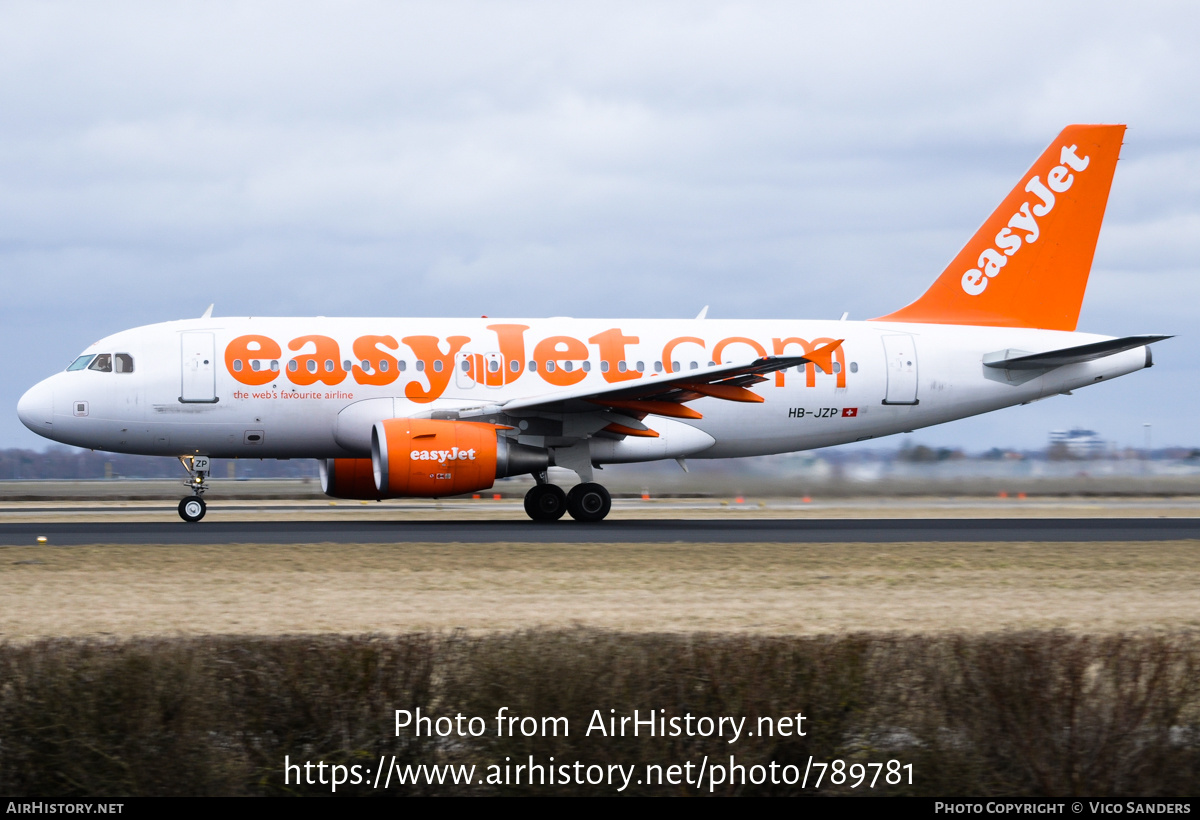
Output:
[
  {"xmin": 67, "ymin": 355, "xmax": 96, "ymax": 371},
  {"xmin": 115, "ymin": 353, "xmax": 134, "ymax": 373},
  {"xmin": 88, "ymin": 353, "xmax": 113, "ymax": 373}
]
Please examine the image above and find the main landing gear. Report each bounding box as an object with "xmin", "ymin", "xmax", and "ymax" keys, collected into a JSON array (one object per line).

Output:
[
  {"xmin": 177, "ymin": 455, "xmax": 210, "ymax": 522},
  {"xmin": 523, "ymin": 476, "xmax": 612, "ymax": 523}
]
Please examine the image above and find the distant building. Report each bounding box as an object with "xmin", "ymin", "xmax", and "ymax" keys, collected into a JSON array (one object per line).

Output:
[{"xmin": 1048, "ymin": 428, "xmax": 1106, "ymax": 459}]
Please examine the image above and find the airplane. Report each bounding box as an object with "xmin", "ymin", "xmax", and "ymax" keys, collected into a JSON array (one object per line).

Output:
[{"xmin": 16, "ymin": 124, "xmax": 1169, "ymax": 523}]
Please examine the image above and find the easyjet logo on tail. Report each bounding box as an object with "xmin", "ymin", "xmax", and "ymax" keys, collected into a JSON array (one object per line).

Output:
[{"xmin": 961, "ymin": 144, "xmax": 1091, "ymax": 296}]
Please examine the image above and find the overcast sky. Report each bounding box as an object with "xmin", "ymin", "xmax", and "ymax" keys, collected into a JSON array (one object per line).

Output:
[{"xmin": 2, "ymin": 1, "xmax": 1198, "ymax": 452}]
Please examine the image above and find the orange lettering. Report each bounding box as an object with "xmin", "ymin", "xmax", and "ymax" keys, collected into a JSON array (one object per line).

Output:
[
  {"xmin": 226, "ymin": 335, "xmax": 282, "ymax": 386},
  {"xmin": 661, "ymin": 336, "xmax": 705, "ymax": 374},
  {"xmin": 482, "ymin": 324, "xmax": 529, "ymax": 386},
  {"xmin": 402, "ymin": 335, "xmax": 469, "ymax": 402},
  {"xmin": 287, "ymin": 335, "xmax": 348, "ymax": 386},
  {"xmin": 533, "ymin": 336, "xmax": 588, "ymax": 386},
  {"xmin": 712, "ymin": 337, "xmax": 767, "ymax": 367},
  {"xmin": 351, "ymin": 335, "xmax": 400, "ymax": 385},
  {"xmin": 589, "ymin": 328, "xmax": 640, "ymax": 383}
]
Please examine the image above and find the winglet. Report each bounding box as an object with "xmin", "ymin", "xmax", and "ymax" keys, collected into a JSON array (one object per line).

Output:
[
  {"xmin": 803, "ymin": 339, "xmax": 844, "ymax": 376},
  {"xmin": 873, "ymin": 125, "xmax": 1126, "ymax": 331},
  {"xmin": 201, "ymin": 304, "xmax": 214, "ymax": 319}
]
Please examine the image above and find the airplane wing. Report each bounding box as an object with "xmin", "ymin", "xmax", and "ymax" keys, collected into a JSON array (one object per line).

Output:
[{"xmin": 499, "ymin": 340, "xmax": 843, "ymax": 421}]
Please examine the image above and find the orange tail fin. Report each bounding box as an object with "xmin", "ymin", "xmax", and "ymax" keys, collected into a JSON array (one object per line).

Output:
[{"xmin": 873, "ymin": 124, "xmax": 1125, "ymax": 330}]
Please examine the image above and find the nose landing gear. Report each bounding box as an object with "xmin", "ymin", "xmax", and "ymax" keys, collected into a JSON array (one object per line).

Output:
[
  {"xmin": 178, "ymin": 455, "xmax": 210, "ymax": 522},
  {"xmin": 178, "ymin": 496, "xmax": 207, "ymax": 522}
]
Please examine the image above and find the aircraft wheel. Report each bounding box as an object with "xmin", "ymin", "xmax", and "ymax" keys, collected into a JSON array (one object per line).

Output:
[
  {"xmin": 178, "ymin": 496, "xmax": 207, "ymax": 523},
  {"xmin": 566, "ymin": 483, "xmax": 611, "ymax": 522},
  {"xmin": 524, "ymin": 484, "xmax": 567, "ymax": 521}
]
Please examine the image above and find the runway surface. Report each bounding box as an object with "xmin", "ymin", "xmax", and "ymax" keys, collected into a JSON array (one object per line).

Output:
[{"xmin": 2, "ymin": 517, "xmax": 1199, "ymax": 545}]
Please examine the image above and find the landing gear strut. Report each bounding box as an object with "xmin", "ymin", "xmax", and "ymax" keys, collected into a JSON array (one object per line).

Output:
[{"xmin": 178, "ymin": 455, "xmax": 210, "ymax": 522}]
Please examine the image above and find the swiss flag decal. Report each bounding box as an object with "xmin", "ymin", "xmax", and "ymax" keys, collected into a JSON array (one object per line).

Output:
[{"xmin": 842, "ymin": 407, "xmax": 858, "ymax": 417}]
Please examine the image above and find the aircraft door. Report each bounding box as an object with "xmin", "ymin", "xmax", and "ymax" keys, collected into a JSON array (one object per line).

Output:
[
  {"xmin": 483, "ymin": 352, "xmax": 504, "ymax": 388},
  {"xmin": 881, "ymin": 334, "xmax": 919, "ymax": 405},
  {"xmin": 180, "ymin": 331, "xmax": 218, "ymax": 403},
  {"xmin": 455, "ymin": 351, "xmax": 505, "ymax": 388}
]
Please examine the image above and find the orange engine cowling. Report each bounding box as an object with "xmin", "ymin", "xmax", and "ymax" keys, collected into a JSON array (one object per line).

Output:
[
  {"xmin": 320, "ymin": 457, "xmax": 379, "ymax": 500},
  {"xmin": 370, "ymin": 418, "xmax": 547, "ymax": 498}
]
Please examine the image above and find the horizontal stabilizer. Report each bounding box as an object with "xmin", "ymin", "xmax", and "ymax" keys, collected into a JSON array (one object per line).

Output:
[{"xmin": 983, "ymin": 335, "xmax": 1170, "ymax": 371}]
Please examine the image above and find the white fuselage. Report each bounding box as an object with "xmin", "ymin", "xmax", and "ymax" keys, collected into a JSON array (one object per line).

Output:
[{"xmin": 17, "ymin": 317, "xmax": 1150, "ymax": 463}]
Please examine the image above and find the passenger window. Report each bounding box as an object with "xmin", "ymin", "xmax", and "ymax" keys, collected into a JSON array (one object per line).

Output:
[
  {"xmin": 379, "ymin": 360, "xmax": 389, "ymax": 372},
  {"xmin": 617, "ymin": 361, "xmax": 627, "ymax": 372},
  {"xmin": 461, "ymin": 360, "xmax": 470, "ymax": 372},
  {"xmin": 270, "ymin": 360, "xmax": 279, "ymax": 372},
  {"xmin": 67, "ymin": 355, "xmax": 95, "ymax": 371},
  {"xmin": 288, "ymin": 360, "xmax": 298, "ymax": 372},
  {"xmin": 88, "ymin": 354, "xmax": 113, "ymax": 372},
  {"xmin": 636, "ymin": 361, "xmax": 644, "ymax": 372},
  {"xmin": 115, "ymin": 354, "xmax": 134, "ymax": 373},
  {"xmin": 433, "ymin": 361, "xmax": 443, "ymax": 373},
  {"xmin": 582, "ymin": 361, "xmax": 591, "ymax": 372},
  {"xmin": 510, "ymin": 360, "xmax": 519, "ymax": 373}
]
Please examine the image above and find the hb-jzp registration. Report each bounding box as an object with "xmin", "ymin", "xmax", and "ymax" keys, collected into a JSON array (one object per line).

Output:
[{"xmin": 18, "ymin": 125, "xmax": 1167, "ymax": 522}]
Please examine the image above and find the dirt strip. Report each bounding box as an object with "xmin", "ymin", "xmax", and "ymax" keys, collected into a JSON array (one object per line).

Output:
[{"xmin": 3, "ymin": 540, "xmax": 1199, "ymax": 641}]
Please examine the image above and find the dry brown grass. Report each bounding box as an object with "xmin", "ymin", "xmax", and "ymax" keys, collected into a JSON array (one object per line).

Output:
[
  {"xmin": 3, "ymin": 539, "xmax": 1199, "ymax": 640},
  {"xmin": 3, "ymin": 632, "xmax": 1198, "ymax": 796}
]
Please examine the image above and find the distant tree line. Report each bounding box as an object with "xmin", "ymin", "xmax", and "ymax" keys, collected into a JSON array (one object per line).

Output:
[{"xmin": 0, "ymin": 447, "xmax": 319, "ymax": 480}]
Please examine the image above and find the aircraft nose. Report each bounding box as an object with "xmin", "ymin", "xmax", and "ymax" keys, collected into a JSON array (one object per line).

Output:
[{"xmin": 17, "ymin": 380, "xmax": 54, "ymax": 434}]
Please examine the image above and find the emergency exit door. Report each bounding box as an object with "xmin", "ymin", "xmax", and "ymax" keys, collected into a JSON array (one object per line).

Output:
[
  {"xmin": 882, "ymin": 334, "xmax": 918, "ymax": 405},
  {"xmin": 180, "ymin": 332, "xmax": 218, "ymax": 403}
]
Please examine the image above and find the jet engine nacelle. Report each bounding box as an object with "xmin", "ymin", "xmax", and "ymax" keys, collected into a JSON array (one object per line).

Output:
[
  {"xmin": 320, "ymin": 457, "xmax": 380, "ymax": 500},
  {"xmin": 363, "ymin": 418, "xmax": 548, "ymax": 498}
]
